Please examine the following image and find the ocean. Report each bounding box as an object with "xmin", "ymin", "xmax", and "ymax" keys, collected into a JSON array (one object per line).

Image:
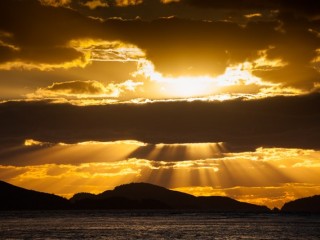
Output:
[{"xmin": 0, "ymin": 211, "xmax": 319, "ymax": 239}]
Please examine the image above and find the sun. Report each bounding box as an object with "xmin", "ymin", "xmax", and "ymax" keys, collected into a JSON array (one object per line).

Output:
[
  {"xmin": 134, "ymin": 60, "xmax": 218, "ymax": 97},
  {"xmin": 160, "ymin": 75, "xmax": 217, "ymax": 98},
  {"xmin": 134, "ymin": 59, "xmax": 271, "ymax": 99}
]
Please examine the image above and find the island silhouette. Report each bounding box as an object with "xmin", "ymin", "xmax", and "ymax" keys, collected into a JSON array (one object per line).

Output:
[
  {"xmin": 0, "ymin": 180, "xmax": 69, "ymax": 210},
  {"xmin": 281, "ymin": 195, "xmax": 320, "ymax": 213},
  {"xmin": 0, "ymin": 180, "xmax": 319, "ymax": 213}
]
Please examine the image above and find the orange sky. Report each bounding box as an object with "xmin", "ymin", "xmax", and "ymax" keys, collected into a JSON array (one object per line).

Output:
[
  {"xmin": 0, "ymin": 0, "xmax": 319, "ymax": 209},
  {"xmin": 1, "ymin": 140, "xmax": 320, "ymax": 208}
]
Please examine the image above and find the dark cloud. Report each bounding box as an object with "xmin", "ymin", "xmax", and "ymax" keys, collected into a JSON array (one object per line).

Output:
[
  {"xmin": 252, "ymin": 14, "xmax": 320, "ymax": 89},
  {"xmin": 73, "ymin": 0, "xmax": 203, "ymax": 21},
  {"xmin": 0, "ymin": 0, "xmax": 318, "ymax": 90},
  {"xmin": 0, "ymin": 0, "xmax": 105, "ymax": 66},
  {"xmin": 0, "ymin": 61, "xmax": 138, "ymax": 99},
  {"xmin": 184, "ymin": 0, "xmax": 320, "ymax": 17},
  {"xmin": 0, "ymin": 93, "xmax": 319, "ymax": 152},
  {"xmin": 72, "ymin": 0, "xmax": 320, "ymax": 22},
  {"xmin": 80, "ymin": 0, "xmax": 108, "ymax": 10},
  {"xmin": 254, "ymin": 65, "xmax": 320, "ymax": 89},
  {"xmin": 45, "ymin": 80, "xmax": 106, "ymax": 94},
  {"xmin": 0, "ymin": 46, "xmax": 15, "ymax": 63},
  {"xmin": 104, "ymin": 18, "xmax": 278, "ymax": 76},
  {"xmin": 27, "ymin": 79, "xmax": 143, "ymax": 99},
  {"xmin": 103, "ymin": 17, "xmax": 320, "ymax": 88}
]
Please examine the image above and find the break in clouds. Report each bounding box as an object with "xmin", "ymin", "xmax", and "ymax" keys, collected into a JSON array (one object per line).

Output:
[
  {"xmin": 0, "ymin": 0, "xmax": 319, "ymax": 209},
  {"xmin": 0, "ymin": 0, "xmax": 319, "ymax": 94}
]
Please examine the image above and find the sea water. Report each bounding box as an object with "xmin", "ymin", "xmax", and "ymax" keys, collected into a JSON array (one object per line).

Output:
[{"xmin": 0, "ymin": 211, "xmax": 319, "ymax": 239}]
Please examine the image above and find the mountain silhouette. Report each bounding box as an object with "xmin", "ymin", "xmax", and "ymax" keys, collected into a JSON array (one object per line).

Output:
[
  {"xmin": 0, "ymin": 181, "xmax": 69, "ymax": 210},
  {"xmin": 281, "ymin": 195, "xmax": 320, "ymax": 213},
  {"xmin": 71, "ymin": 182, "xmax": 270, "ymax": 212},
  {"xmin": 1, "ymin": 180, "xmax": 319, "ymax": 213}
]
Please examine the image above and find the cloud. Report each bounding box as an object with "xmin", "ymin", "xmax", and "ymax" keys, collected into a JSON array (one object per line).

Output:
[
  {"xmin": 173, "ymin": 183, "xmax": 320, "ymax": 209},
  {"xmin": 0, "ymin": 54, "xmax": 90, "ymax": 71},
  {"xmin": 27, "ymin": 80, "xmax": 143, "ymax": 99},
  {"xmin": 130, "ymin": 57, "xmax": 305, "ymax": 100},
  {"xmin": 161, "ymin": 0, "xmax": 180, "ymax": 4},
  {"xmin": 244, "ymin": 13, "xmax": 262, "ymax": 19},
  {"xmin": 81, "ymin": 0, "xmax": 109, "ymax": 9},
  {"xmin": 71, "ymin": 0, "xmax": 320, "ymax": 22},
  {"xmin": 0, "ymin": 93, "xmax": 319, "ymax": 151},
  {"xmin": 1, "ymin": 146, "xmax": 320, "ymax": 207},
  {"xmin": 1, "ymin": 0, "xmax": 319, "ymax": 211},
  {"xmin": 0, "ymin": 0, "xmax": 319, "ymax": 93},
  {"xmin": 0, "ymin": 162, "xmax": 143, "ymax": 197},
  {"xmin": 0, "ymin": 32, "xmax": 20, "ymax": 52},
  {"xmin": 69, "ymin": 39, "xmax": 146, "ymax": 62},
  {"xmin": 101, "ymin": 17, "xmax": 319, "ymax": 90},
  {"xmin": 114, "ymin": 0, "xmax": 143, "ymax": 7},
  {"xmin": 73, "ymin": 0, "xmax": 226, "ymax": 21},
  {"xmin": 183, "ymin": 0, "xmax": 320, "ymax": 18},
  {"xmin": 24, "ymin": 139, "xmax": 53, "ymax": 147},
  {"xmin": 39, "ymin": 0, "xmax": 71, "ymax": 8},
  {"xmin": 0, "ymin": 0, "xmax": 106, "ymax": 69},
  {"xmin": 4, "ymin": 139, "xmax": 319, "ymax": 165},
  {"xmin": 40, "ymin": 80, "xmax": 112, "ymax": 95}
]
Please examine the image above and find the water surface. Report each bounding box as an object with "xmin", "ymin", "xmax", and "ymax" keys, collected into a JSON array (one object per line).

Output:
[{"xmin": 0, "ymin": 211, "xmax": 319, "ymax": 239}]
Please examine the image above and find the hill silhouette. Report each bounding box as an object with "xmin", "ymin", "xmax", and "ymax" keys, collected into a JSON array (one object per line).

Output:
[
  {"xmin": 281, "ymin": 195, "xmax": 320, "ymax": 213},
  {"xmin": 1, "ymin": 180, "xmax": 319, "ymax": 213},
  {"xmin": 71, "ymin": 182, "xmax": 270, "ymax": 212},
  {"xmin": 0, "ymin": 181, "xmax": 69, "ymax": 210}
]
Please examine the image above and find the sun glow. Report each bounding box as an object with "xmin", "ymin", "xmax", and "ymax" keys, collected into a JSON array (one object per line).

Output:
[
  {"xmin": 160, "ymin": 76, "xmax": 216, "ymax": 98},
  {"xmin": 19, "ymin": 40, "xmax": 304, "ymax": 104},
  {"xmin": 2, "ymin": 140, "xmax": 320, "ymax": 208},
  {"xmin": 133, "ymin": 59, "xmax": 281, "ymax": 98},
  {"xmin": 147, "ymin": 142, "xmax": 227, "ymax": 160}
]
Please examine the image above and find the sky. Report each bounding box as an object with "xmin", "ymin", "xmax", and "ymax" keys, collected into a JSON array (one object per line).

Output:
[{"xmin": 0, "ymin": 0, "xmax": 319, "ymax": 209}]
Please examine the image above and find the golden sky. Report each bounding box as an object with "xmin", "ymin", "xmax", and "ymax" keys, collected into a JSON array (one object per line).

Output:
[{"xmin": 0, "ymin": 0, "xmax": 319, "ymax": 209}]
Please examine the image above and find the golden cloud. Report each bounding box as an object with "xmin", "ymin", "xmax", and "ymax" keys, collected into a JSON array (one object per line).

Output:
[
  {"xmin": 244, "ymin": 13, "xmax": 262, "ymax": 19},
  {"xmin": 69, "ymin": 39, "xmax": 146, "ymax": 62},
  {"xmin": 160, "ymin": 0, "xmax": 181, "ymax": 4},
  {"xmin": 0, "ymin": 31, "xmax": 20, "ymax": 51},
  {"xmin": 26, "ymin": 79, "xmax": 144, "ymax": 100},
  {"xmin": 39, "ymin": 0, "xmax": 71, "ymax": 7},
  {"xmin": 131, "ymin": 57, "xmax": 303, "ymax": 100},
  {"xmin": 312, "ymin": 49, "xmax": 320, "ymax": 72},
  {"xmin": 0, "ymin": 52, "xmax": 91, "ymax": 71},
  {"xmin": 174, "ymin": 183, "xmax": 320, "ymax": 209},
  {"xmin": 82, "ymin": 0, "xmax": 109, "ymax": 9},
  {"xmin": 24, "ymin": 139, "xmax": 53, "ymax": 147},
  {"xmin": 1, "ymin": 139, "xmax": 320, "ymax": 207},
  {"xmin": 1, "ymin": 154, "xmax": 320, "ymax": 208},
  {"xmin": 253, "ymin": 47, "xmax": 288, "ymax": 70},
  {"xmin": 0, "ymin": 39, "xmax": 145, "ymax": 71},
  {"xmin": 115, "ymin": 0, "xmax": 143, "ymax": 7}
]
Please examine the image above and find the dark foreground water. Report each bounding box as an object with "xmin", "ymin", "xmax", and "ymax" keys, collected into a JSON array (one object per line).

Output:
[{"xmin": 0, "ymin": 211, "xmax": 319, "ymax": 239}]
